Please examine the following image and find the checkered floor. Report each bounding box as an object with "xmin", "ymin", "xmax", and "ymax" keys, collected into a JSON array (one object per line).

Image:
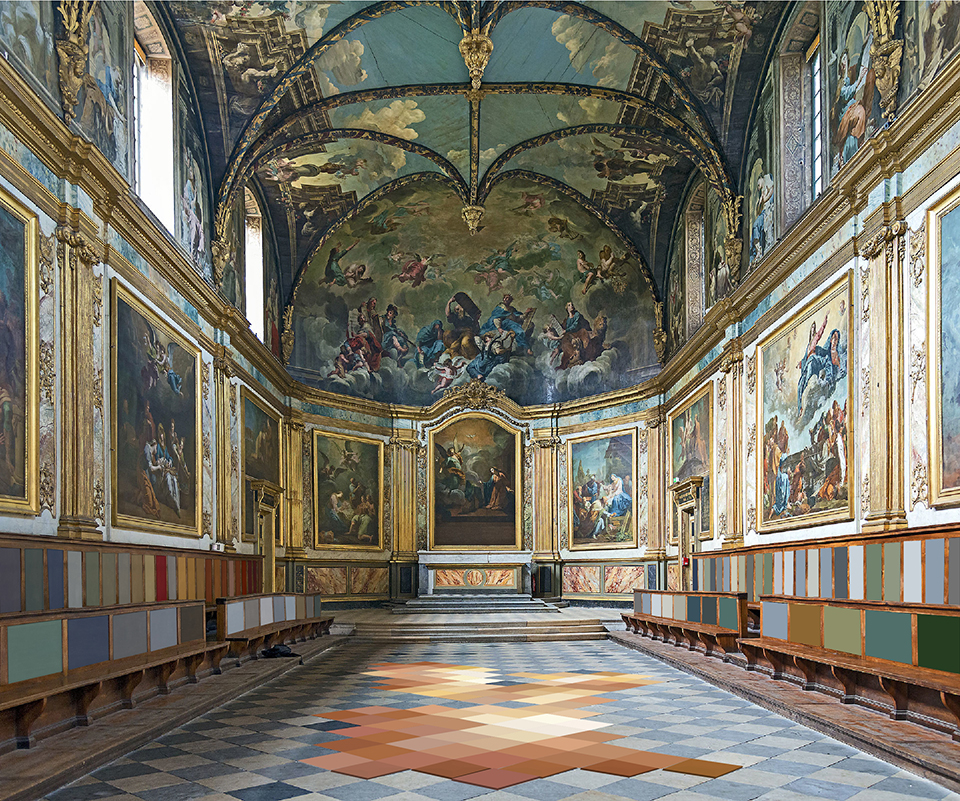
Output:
[{"xmin": 47, "ymin": 640, "xmax": 960, "ymax": 801}]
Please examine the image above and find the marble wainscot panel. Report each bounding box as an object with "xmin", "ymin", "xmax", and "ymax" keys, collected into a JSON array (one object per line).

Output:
[
  {"xmin": 307, "ymin": 566, "xmax": 348, "ymax": 595},
  {"xmin": 563, "ymin": 565, "xmax": 601, "ymax": 594},
  {"xmin": 604, "ymin": 565, "xmax": 646, "ymax": 594},
  {"xmin": 351, "ymin": 566, "xmax": 389, "ymax": 594}
]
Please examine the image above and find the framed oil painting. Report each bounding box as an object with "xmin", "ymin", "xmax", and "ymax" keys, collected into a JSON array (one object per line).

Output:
[
  {"xmin": 241, "ymin": 388, "xmax": 282, "ymax": 542},
  {"xmin": 111, "ymin": 281, "xmax": 200, "ymax": 535},
  {"xmin": 668, "ymin": 383, "xmax": 712, "ymax": 541},
  {"xmin": 430, "ymin": 413, "xmax": 521, "ymax": 550},
  {"xmin": 312, "ymin": 430, "xmax": 383, "ymax": 550},
  {"xmin": 929, "ymin": 187, "xmax": 960, "ymax": 507},
  {"xmin": 757, "ymin": 274, "xmax": 853, "ymax": 530},
  {"xmin": 0, "ymin": 188, "xmax": 38, "ymax": 515},
  {"xmin": 567, "ymin": 430, "xmax": 637, "ymax": 551}
]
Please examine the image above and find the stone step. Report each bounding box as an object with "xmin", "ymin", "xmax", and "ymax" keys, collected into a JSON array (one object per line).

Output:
[
  {"xmin": 353, "ymin": 630, "xmax": 609, "ymax": 643},
  {"xmin": 357, "ymin": 619, "xmax": 604, "ymax": 631},
  {"xmin": 392, "ymin": 595, "xmax": 560, "ymax": 614}
]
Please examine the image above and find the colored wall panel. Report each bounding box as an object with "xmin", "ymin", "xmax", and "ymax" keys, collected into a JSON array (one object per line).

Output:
[
  {"xmin": 0, "ymin": 548, "xmax": 20, "ymax": 613},
  {"xmin": 102, "ymin": 553, "xmax": 117, "ymax": 606},
  {"xmin": 925, "ymin": 540, "xmax": 945, "ymax": 605},
  {"xmin": 834, "ymin": 547, "xmax": 848, "ymax": 600},
  {"xmin": 795, "ymin": 550, "xmax": 806, "ymax": 598},
  {"xmin": 181, "ymin": 604, "xmax": 205, "ymax": 643},
  {"xmin": 883, "ymin": 542, "xmax": 900, "ymax": 602},
  {"xmin": 155, "ymin": 555, "xmax": 167, "ymax": 602},
  {"xmin": 24, "ymin": 549, "xmax": 43, "ymax": 611},
  {"xmin": 774, "ymin": 553, "xmax": 782, "ymax": 595},
  {"xmin": 807, "ymin": 549, "xmax": 819, "ymax": 597},
  {"xmin": 866, "ymin": 543, "xmax": 882, "ymax": 601},
  {"xmin": 687, "ymin": 596, "xmax": 700, "ymax": 623},
  {"xmin": 131, "ymin": 554, "xmax": 144, "ymax": 604},
  {"xmin": 823, "ymin": 605, "xmax": 861, "ymax": 656},
  {"xmin": 113, "ymin": 611, "xmax": 148, "ymax": 659},
  {"xmin": 783, "ymin": 551, "xmax": 793, "ymax": 595},
  {"xmin": 226, "ymin": 601, "xmax": 244, "ymax": 635},
  {"xmin": 674, "ymin": 595, "xmax": 686, "ymax": 621},
  {"xmin": 719, "ymin": 597, "xmax": 738, "ymax": 631},
  {"xmin": 144, "ymin": 555, "xmax": 156, "ymax": 602},
  {"xmin": 865, "ymin": 609, "xmax": 912, "ymax": 664},
  {"xmin": 260, "ymin": 597, "xmax": 274, "ymax": 625},
  {"xmin": 763, "ymin": 553, "xmax": 773, "ymax": 596},
  {"xmin": 723, "ymin": 557, "xmax": 731, "ymax": 592},
  {"xmin": 951, "ymin": 539, "xmax": 960, "ymax": 606},
  {"xmin": 167, "ymin": 555, "xmax": 177, "ymax": 601},
  {"xmin": 149, "ymin": 607, "xmax": 178, "ymax": 651},
  {"xmin": 48, "ymin": 549, "xmax": 64, "ymax": 610},
  {"xmin": 67, "ymin": 550, "xmax": 82, "ymax": 608},
  {"xmin": 746, "ymin": 555, "xmax": 755, "ymax": 601},
  {"xmin": 762, "ymin": 601, "xmax": 788, "ymax": 640},
  {"xmin": 273, "ymin": 596, "xmax": 285, "ymax": 622},
  {"xmin": 903, "ymin": 540, "xmax": 922, "ymax": 603},
  {"xmin": 84, "ymin": 551, "xmax": 100, "ymax": 607},
  {"xmin": 701, "ymin": 596, "xmax": 717, "ymax": 626},
  {"xmin": 118, "ymin": 552, "xmax": 131, "ymax": 605},
  {"xmin": 646, "ymin": 564, "xmax": 657, "ymax": 590},
  {"xmin": 243, "ymin": 598, "xmax": 260, "ymax": 629},
  {"xmin": 7, "ymin": 620, "xmax": 62, "ymax": 683},
  {"xmin": 917, "ymin": 615, "xmax": 960, "ymax": 674},
  {"xmin": 849, "ymin": 545, "xmax": 864, "ymax": 600},
  {"xmin": 819, "ymin": 548, "xmax": 832, "ymax": 598},
  {"xmin": 67, "ymin": 616, "xmax": 109, "ymax": 670},
  {"xmin": 662, "ymin": 594, "xmax": 673, "ymax": 619},
  {"xmin": 789, "ymin": 603, "xmax": 821, "ymax": 647}
]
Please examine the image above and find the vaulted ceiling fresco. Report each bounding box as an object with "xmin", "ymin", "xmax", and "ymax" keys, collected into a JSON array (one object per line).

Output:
[{"xmin": 164, "ymin": 0, "xmax": 789, "ymax": 406}]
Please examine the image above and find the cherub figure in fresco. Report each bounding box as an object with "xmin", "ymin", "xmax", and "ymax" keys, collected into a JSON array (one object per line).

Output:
[
  {"xmin": 368, "ymin": 200, "xmax": 430, "ymax": 233},
  {"xmin": 510, "ymin": 192, "xmax": 545, "ymax": 215},
  {"xmin": 719, "ymin": 2, "xmax": 758, "ymax": 43},
  {"xmin": 392, "ymin": 253, "xmax": 439, "ymax": 288},
  {"xmin": 328, "ymin": 343, "xmax": 367, "ymax": 378},
  {"xmin": 469, "ymin": 244, "xmax": 517, "ymax": 294},
  {"xmin": 342, "ymin": 262, "xmax": 373, "ymax": 288},
  {"xmin": 429, "ymin": 355, "xmax": 468, "ymax": 395},
  {"xmin": 547, "ymin": 216, "xmax": 583, "ymax": 240}
]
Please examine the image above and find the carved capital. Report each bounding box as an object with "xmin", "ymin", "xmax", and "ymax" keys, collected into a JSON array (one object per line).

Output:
[{"xmin": 55, "ymin": 224, "xmax": 100, "ymax": 266}]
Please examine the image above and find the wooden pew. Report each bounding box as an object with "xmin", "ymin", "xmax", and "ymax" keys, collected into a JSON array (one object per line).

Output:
[
  {"xmin": 623, "ymin": 590, "xmax": 748, "ymax": 662},
  {"xmin": 0, "ymin": 600, "xmax": 227, "ymax": 753},
  {"xmin": 742, "ymin": 595, "xmax": 960, "ymax": 741},
  {"xmin": 215, "ymin": 593, "xmax": 332, "ymax": 664}
]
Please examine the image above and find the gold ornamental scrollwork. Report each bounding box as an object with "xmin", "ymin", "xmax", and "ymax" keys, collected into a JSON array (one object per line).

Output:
[
  {"xmin": 56, "ymin": 0, "xmax": 97, "ymax": 125},
  {"xmin": 864, "ymin": 0, "xmax": 903, "ymax": 121},
  {"xmin": 93, "ymin": 367, "xmax": 103, "ymax": 414},
  {"xmin": 93, "ymin": 479, "xmax": 104, "ymax": 523},
  {"xmin": 92, "ymin": 274, "xmax": 103, "ymax": 328},
  {"xmin": 723, "ymin": 195, "xmax": 743, "ymax": 277},
  {"xmin": 39, "ymin": 341, "xmax": 55, "ymax": 404},
  {"xmin": 653, "ymin": 301, "xmax": 667, "ymax": 364},
  {"xmin": 39, "ymin": 232, "xmax": 55, "ymax": 295},
  {"xmin": 909, "ymin": 346, "xmax": 925, "ymax": 403},
  {"xmin": 459, "ymin": 30, "xmax": 493, "ymax": 90},
  {"xmin": 202, "ymin": 432, "xmax": 211, "ymax": 463},
  {"xmin": 461, "ymin": 205, "xmax": 485, "ymax": 235},
  {"xmin": 717, "ymin": 440, "xmax": 726, "ymax": 473},
  {"xmin": 746, "ymin": 423, "xmax": 756, "ymax": 458},
  {"xmin": 910, "ymin": 222, "xmax": 926, "ymax": 287},
  {"xmin": 442, "ymin": 377, "xmax": 507, "ymax": 410},
  {"xmin": 911, "ymin": 461, "xmax": 928, "ymax": 509},
  {"xmin": 281, "ymin": 304, "xmax": 295, "ymax": 364},
  {"xmin": 746, "ymin": 505, "xmax": 756, "ymax": 533},
  {"xmin": 39, "ymin": 462, "xmax": 55, "ymax": 514},
  {"xmin": 859, "ymin": 263, "xmax": 870, "ymax": 321},
  {"xmin": 229, "ymin": 384, "xmax": 237, "ymax": 418},
  {"xmin": 230, "ymin": 445, "xmax": 239, "ymax": 475},
  {"xmin": 202, "ymin": 511, "xmax": 213, "ymax": 538},
  {"xmin": 55, "ymin": 225, "xmax": 100, "ymax": 266},
  {"xmin": 717, "ymin": 380, "xmax": 727, "ymax": 411},
  {"xmin": 211, "ymin": 238, "xmax": 232, "ymax": 290},
  {"xmin": 861, "ymin": 475, "xmax": 870, "ymax": 517},
  {"xmin": 200, "ymin": 360, "xmax": 210, "ymax": 401}
]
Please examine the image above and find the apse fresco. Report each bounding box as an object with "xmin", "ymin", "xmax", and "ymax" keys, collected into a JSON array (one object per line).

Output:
[
  {"xmin": 242, "ymin": 392, "xmax": 280, "ymax": 539},
  {"xmin": 704, "ymin": 186, "xmax": 730, "ymax": 309},
  {"xmin": 264, "ymin": 217, "xmax": 283, "ymax": 361},
  {"xmin": 744, "ymin": 62, "xmax": 778, "ymax": 269},
  {"xmin": 826, "ymin": 3, "xmax": 883, "ymax": 175},
  {"xmin": 757, "ymin": 277, "xmax": 852, "ymax": 530},
  {"xmin": 0, "ymin": 203, "xmax": 27, "ymax": 501},
  {"xmin": 938, "ymin": 204, "xmax": 960, "ymax": 494},
  {"xmin": 670, "ymin": 387, "xmax": 711, "ymax": 536},
  {"xmin": 220, "ymin": 194, "xmax": 245, "ymax": 312},
  {"xmin": 568, "ymin": 431, "xmax": 637, "ymax": 550},
  {"xmin": 313, "ymin": 432, "xmax": 382, "ymax": 550},
  {"xmin": 113, "ymin": 288, "xmax": 198, "ymax": 535},
  {"xmin": 432, "ymin": 416, "xmax": 518, "ymax": 549},
  {"xmin": 665, "ymin": 222, "xmax": 685, "ymax": 356},
  {"xmin": 913, "ymin": 0, "xmax": 960, "ymax": 91},
  {"xmin": 177, "ymin": 79, "xmax": 212, "ymax": 279},
  {"xmin": 290, "ymin": 178, "xmax": 658, "ymax": 406}
]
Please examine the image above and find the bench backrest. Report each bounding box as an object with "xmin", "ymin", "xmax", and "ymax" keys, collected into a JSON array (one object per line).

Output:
[
  {"xmin": 759, "ymin": 595, "xmax": 960, "ymax": 676},
  {"xmin": 215, "ymin": 593, "xmax": 324, "ymax": 639},
  {"xmin": 633, "ymin": 590, "xmax": 748, "ymax": 637}
]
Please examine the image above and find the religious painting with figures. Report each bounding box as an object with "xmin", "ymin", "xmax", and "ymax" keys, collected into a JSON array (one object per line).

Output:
[
  {"xmin": 669, "ymin": 385, "xmax": 712, "ymax": 538},
  {"xmin": 757, "ymin": 275, "xmax": 853, "ymax": 530},
  {"xmin": 241, "ymin": 390, "xmax": 281, "ymax": 541},
  {"xmin": 112, "ymin": 282, "xmax": 199, "ymax": 536},
  {"xmin": 567, "ymin": 430, "xmax": 637, "ymax": 551},
  {"xmin": 431, "ymin": 414, "xmax": 520, "ymax": 549},
  {"xmin": 313, "ymin": 431, "xmax": 383, "ymax": 550}
]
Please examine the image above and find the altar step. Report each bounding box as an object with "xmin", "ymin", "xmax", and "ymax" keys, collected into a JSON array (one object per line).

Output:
[
  {"xmin": 352, "ymin": 618, "xmax": 608, "ymax": 643},
  {"xmin": 390, "ymin": 594, "xmax": 559, "ymax": 615}
]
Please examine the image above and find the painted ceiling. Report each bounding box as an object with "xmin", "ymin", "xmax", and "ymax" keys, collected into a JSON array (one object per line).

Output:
[{"xmin": 165, "ymin": 0, "xmax": 789, "ymax": 405}]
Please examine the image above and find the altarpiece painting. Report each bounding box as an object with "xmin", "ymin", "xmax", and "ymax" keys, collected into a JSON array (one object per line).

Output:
[
  {"xmin": 313, "ymin": 430, "xmax": 383, "ymax": 550},
  {"xmin": 567, "ymin": 430, "xmax": 637, "ymax": 551}
]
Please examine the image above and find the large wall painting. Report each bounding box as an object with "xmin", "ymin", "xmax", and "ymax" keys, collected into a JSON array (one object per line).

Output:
[
  {"xmin": 430, "ymin": 414, "xmax": 520, "ymax": 550},
  {"xmin": 567, "ymin": 430, "xmax": 637, "ymax": 551},
  {"xmin": 744, "ymin": 62, "xmax": 778, "ymax": 270},
  {"xmin": 757, "ymin": 274, "xmax": 853, "ymax": 531},
  {"xmin": 241, "ymin": 388, "xmax": 281, "ymax": 541},
  {"xmin": 0, "ymin": 1, "xmax": 57, "ymax": 104},
  {"xmin": 669, "ymin": 384, "xmax": 712, "ymax": 539},
  {"xmin": 912, "ymin": 1, "xmax": 960, "ymax": 92},
  {"xmin": 704, "ymin": 187, "xmax": 730, "ymax": 310},
  {"xmin": 289, "ymin": 177, "xmax": 658, "ymax": 406},
  {"xmin": 111, "ymin": 282, "xmax": 199, "ymax": 535},
  {"xmin": 177, "ymin": 78, "xmax": 212, "ymax": 280},
  {"xmin": 0, "ymin": 190, "xmax": 37, "ymax": 514},
  {"xmin": 929, "ymin": 189, "xmax": 960, "ymax": 506},
  {"xmin": 312, "ymin": 430, "xmax": 383, "ymax": 550}
]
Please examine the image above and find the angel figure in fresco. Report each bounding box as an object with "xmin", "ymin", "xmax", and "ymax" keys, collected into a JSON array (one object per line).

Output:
[
  {"xmin": 589, "ymin": 137, "xmax": 653, "ymax": 182},
  {"xmin": 342, "ymin": 262, "xmax": 373, "ymax": 288},
  {"xmin": 368, "ymin": 200, "xmax": 430, "ymax": 234},
  {"xmin": 141, "ymin": 325, "xmax": 182, "ymax": 395},
  {"xmin": 511, "ymin": 192, "xmax": 545, "ymax": 215},
  {"xmin": 547, "ymin": 216, "xmax": 583, "ymax": 240},
  {"xmin": 392, "ymin": 253, "xmax": 439, "ymax": 288},
  {"xmin": 469, "ymin": 244, "xmax": 518, "ymax": 294},
  {"xmin": 719, "ymin": 2, "xmax": 758, "ymax": 43},
  {"xmin": 322, "ymin": 239, "xmax": 360, "ymax": 285},
  {"xmin": 429, "ymin": 356, "xmax": 468, "ymax": 395},
  {"xmin": 831, "ymin": 39, "xmax": 875, "ymax": 169}
]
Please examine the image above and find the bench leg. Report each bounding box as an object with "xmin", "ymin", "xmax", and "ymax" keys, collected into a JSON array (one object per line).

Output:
[
  {"xmin": 793, "ymin": 656, "xmax": 818, "ymax": 691},
  {"xmin": 740, "ymin": 641, "xmax": 760, "ymax": 671},
  {"xmin": 74, "ymin": 681, "xmax": 103, "ymax": 725},
  {"xmin": 765, "ymin": 649, "xmax": 788, "ymax": 681},
  {"xmin": 120, "ymin": 670, "xmax": 145, "ymax": 709},
  {"xmin": 940, "ymin": 692, "xmax": 960, "ymax": 742},
  {"xmin": 831, "ymin": 665, "xmax": 859, "ymax": 704},
  {"xmin": 183, "ymin": 653, "xmax": 204, "ymax": 684},
  {"xmin": 879, "ymin": 676, "xmax": 909, "ymax": 720},
  {"xmin": 698, "ymin": 631, "xmax": 717, "ymax": 657},
  {"xmin": 157, "ymin": 659, "xmax": 180, "ymax": 695},
  {"xmin": 15, "ymin": 699, "xmax": 46, "ymax": 749},
  {"xmin": 715, "ymin": 634, "xmax": 737, "ymax": 662}
]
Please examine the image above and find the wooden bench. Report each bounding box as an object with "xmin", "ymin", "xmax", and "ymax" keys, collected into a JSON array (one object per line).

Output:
[
  {"xmin": 215, "ymin": 593, "xmax": 333, "ymax": 664},
  {"xmin": 0, "ymin": 601, "xmax": 227, "ymax": 752},
  {"xmin": 743, "ymin": 595, "xmax": 960, "ymax": 740},
  {"xmin": 624, "ymin": 590, "xmax": 748, "ymax": 662}
]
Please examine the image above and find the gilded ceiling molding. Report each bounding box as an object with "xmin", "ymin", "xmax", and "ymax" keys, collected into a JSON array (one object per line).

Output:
[
  {"xmin": 459, "ymin": 30, "xmax": 493, "ymax": 91},
  {"xmin": 461, "ymin": 205, "xmax": 484, "ymax": 235},
  {"xmin": 864, "ymin": 1, "xmax": 904, "ymax": 121},
  {"xmin": 55, "ymin": 0, "xmax": 97, "ymax": 126}
]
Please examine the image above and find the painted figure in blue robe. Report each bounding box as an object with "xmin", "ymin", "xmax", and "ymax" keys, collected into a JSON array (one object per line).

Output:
[
  {"xmin": 797, "ymin": 326, "xmax": 845, "ymax": 417},
  {"xmin": 773, "ymin": 456, "xmax": 791, "ymax": 515},
  {"xmin": 415, "ymin": 320, "xmax": 445, "ymax": 368},
  {"xmin": 479, "ymin": 294, "xmax": 531, "ymax": 355},
  {"xmin": 466, "ymin": 332, "xmax": 508, "ymax": 380},
  {"xmin": 382, "ymin": 304, "xmax": 412, "ymax": 366},
  {"xmin": 606, "ymin": 474, "xmax": 632, "ymax": 516},
  {"xmin": 583, "ymin": 475, "xmax": 600, "ymax": 503},
  {"xmin": 323, "ymin": 239, "xmax": 359, "ymax": 285}
]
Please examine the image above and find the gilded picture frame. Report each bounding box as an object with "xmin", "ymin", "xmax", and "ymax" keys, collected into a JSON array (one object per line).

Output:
[
  {"xmin": 312, "ymin": 429, "xmax": 383, "ymax": 551},
  {"xmin": 429, "ymin": 412, "xmax": 522, "ymax": 551},
  {"xmin": 0, "ymin": 187, "xmax": 38, "ymax": 516},
  {"xmin": 566, "ymin": 429, "xmax": 638, "ymax": 551},
  {"xmin": 756, "ymin": 273, "xmax": 854, "ymax": 531},
  {"xmin": 240, "ymin": 386, "xmax": 283, "ymax": 544},
  {"xmin": 667, "ymin": 382, "xmax": 713, "ymax": 544},
  {"xmin": 110, "ymin": 280, "xmax": 201, "ymax": 537},
  {"xmin": 928, "ymin": 186, "xmax": 960, "ymax": 507}
]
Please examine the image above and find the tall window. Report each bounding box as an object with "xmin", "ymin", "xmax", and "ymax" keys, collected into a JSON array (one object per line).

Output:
[
  {"xmin": 809, "ymin": 37, "xmax": 824, "ymax": 199},
  {"xmin": 133, "ymin": 31, "xmax": 174, "ymax": 229},
  {"xmin": 245, "ymin": 191, "xmax": 265, "ymax": 343}
]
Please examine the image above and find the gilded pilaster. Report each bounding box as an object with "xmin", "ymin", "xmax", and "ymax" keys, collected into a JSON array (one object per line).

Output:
[
  {"xmin": 57, "ymin": 223, "xmax": 101, "ymax": 540},
  {"xmin": 862, "ymin": 222, "xmax": 908, "ymax": 531},
  {"xmin": 390, "ymin": 430, "xmax": 419, "ymax": 561},
  {"xmin": 285, "ymin": 418, "xmax": 307, "ymax": 556},
  {"xmin": 531, "ymin": 434, "xmax": 561, "ymax": 560},
  {"xmin": 644, "ymin": 408, "xmax": 667, "ymax": 557},
  {"xmin": 214, "ymin": 353, "xmax": 235, "ymax": 551},
  {"xmin": 721, "ymin": 342, "xmax": 744, "ymax": 548}
]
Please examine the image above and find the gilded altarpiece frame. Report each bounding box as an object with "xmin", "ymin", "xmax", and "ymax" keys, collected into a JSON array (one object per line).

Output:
[
  {"xmin": 667, "ymin": 384, "xmax": 713, "ymax": 545},
  {"xmin": 429, "ymin": 412, "xmax": 521, "ymax": 551},
  {"xmin": 240, "ymin": 387, "xmax": 282, "ymax": 545},
  {"xmin": 756, "ymin": 274, "xmax": 854, "ymax": 531},
  {"xmin": 928, "ymin": 186, "xmax": 960, "ymax": 506},
  {"xmin": 566, "ymin": 429, "xmax": 638, "ymax": 551},
  {"xmin": 312, "ymin": 430, "xmax": 383, "ymax": 551},
  {"xmin": 0, "ymin": 187, "xmax": 38, "ymax": 516},
  {"xmin": 110, "ymin": 281, "xmax": 201, "ymax": 536}
]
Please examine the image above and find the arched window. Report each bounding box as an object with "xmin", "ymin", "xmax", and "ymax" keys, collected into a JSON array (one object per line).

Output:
[
  {"xmin": 244, "ymin": 189, "xmax": 265, "ymax": 343},
  {"xmin": 132, "ymin": 2, "xmax": 174, "ymax": 230}
]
